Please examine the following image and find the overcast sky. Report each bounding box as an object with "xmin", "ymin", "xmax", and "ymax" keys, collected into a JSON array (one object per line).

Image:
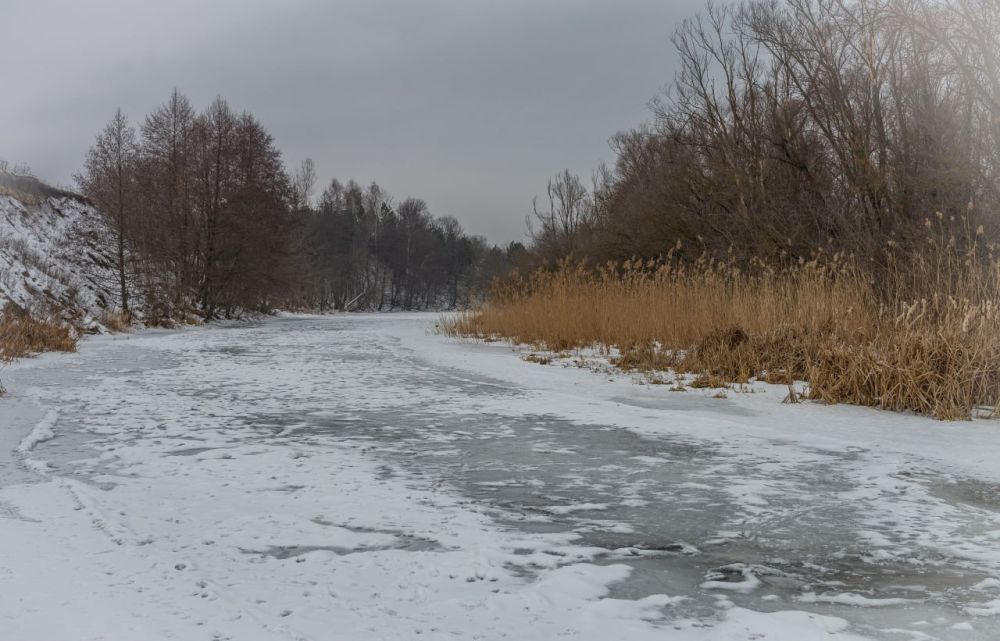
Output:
[{"xmin": 3, "ymin": 0, "xmax": 702, "ymax": 243}]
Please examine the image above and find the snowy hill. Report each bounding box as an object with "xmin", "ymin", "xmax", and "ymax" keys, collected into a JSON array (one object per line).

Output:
[{"xmin": 0, "ymin": 172, "xmax": 120, "ymax": 329}]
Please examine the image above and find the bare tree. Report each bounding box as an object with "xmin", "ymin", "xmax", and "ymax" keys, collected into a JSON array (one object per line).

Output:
[
  {"xmin": 76, "ymin": 108, "xmax": 139, "ymax": 320},
  {"xmin": 291, "ymin": 158, "xmax": 317, "ymax": 211},
  {"xmin": 191, "ymin": 96, "xmax": 237, "ymax": 315},
  {"xmin": 556, "ymin": 0, "xmax": 1000, "ymax": 269},
  {"xmin": 530, "ymin": 170, "xmax": 593, "ymax": 259},
  {"xmin": 141, "ymin": 89, "xmax": 197, "ymax": 313}
]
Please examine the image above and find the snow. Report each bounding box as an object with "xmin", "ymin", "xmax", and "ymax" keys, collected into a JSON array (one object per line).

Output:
[
  {"xmin": 0, "ymin": 189, "xmax": 120, "ymax": 325},
  {"xmin": 700, "ymin": 563, "xmax": 766, "ymax": 594},
  {"xmin": 798, "ymin": 592, "xmax": 919, "ymax": 607},
  {"xmin": 971, "ymin": 578, "xmax": 1000, "ymax": 591},
  {"xmin": 15, "ymin": 408, "xmax": 58, "ymax": 453},
  {"xmin": 2, "ymin": 313, "xmax": 1000, "ymax": 640},
  {"xmin": 545, "ymin": 502, "xmax": 611, "ymax": 514},
  {"xmin": 963, "ymin": 599, "xmax": 1000, "ymax": 617}
]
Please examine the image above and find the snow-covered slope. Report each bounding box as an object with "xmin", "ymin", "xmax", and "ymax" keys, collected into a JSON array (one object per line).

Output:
[{"xmin": 0, "ymin": 172, "xmax": 119, "ymax": 328}]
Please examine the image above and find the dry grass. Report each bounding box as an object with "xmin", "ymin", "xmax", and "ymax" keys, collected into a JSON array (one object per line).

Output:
[
  {"xmin": 445, "ymin": 236, "xmax": 1000, "ymax": 420},
  {"xmin": 0, "ymin": 185, "xmax": 43, "ymax": 206},
  {"xmin": 0, "ymin": 304, "xmax": 78, "ymax": 362},
  {"xmin": 99, "ymin": 309, "xmax": 131, "ymax": 332}
]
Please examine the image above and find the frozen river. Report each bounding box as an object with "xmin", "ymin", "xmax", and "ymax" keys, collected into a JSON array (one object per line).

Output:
[{"xmin": 2, "ymin": 314, "xmax": 1000, "ymax": 640}]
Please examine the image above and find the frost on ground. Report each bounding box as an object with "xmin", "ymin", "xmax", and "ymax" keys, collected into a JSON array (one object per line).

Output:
[
  {"xmin": 0, "ymin": 185, "xmax": 122, "ymax": 326},
  {"xmin": 2, "ymin": 315, "xmax": 1000, "ymax": 640}
]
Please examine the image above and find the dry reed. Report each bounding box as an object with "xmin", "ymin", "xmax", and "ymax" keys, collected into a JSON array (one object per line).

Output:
[
  {"xmin": 446, "ymin": 236, "xmax": 1000, "ymax": 420},
  {"xmin": 0, "ymin": 304, "xmax": 78, "ymax": 362},
  {"xmin": 99, "ymin": 309, "xmax": 131, "ymax": 333}
]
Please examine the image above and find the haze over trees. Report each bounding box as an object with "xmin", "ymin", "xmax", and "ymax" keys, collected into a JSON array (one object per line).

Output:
[
  {"xmin": 77, "ymin": 91, "xmax": 526, "ymax": 322},
  {"xmin": 528, "ymin": 0, "xmax": 1000, "ymax": 269}
]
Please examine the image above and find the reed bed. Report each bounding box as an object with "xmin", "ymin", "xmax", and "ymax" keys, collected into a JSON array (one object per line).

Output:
[
  {"xmin": 446, "ymin": 243, "xmax": 1000, "ymax": 420},
  {"xmin": 0, "ymin": 304, "xmax": 77, "ymax": 362}
]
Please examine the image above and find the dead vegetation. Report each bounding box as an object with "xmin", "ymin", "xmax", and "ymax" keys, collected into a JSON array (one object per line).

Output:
[
  {"xmin": 0, "ymin": 303, "xmax": 78, "ymax": 362},
  {"xmin": 98, "ymin": 309, "xmax": 131, "ymax": 333},
  {"xmin": 445, "ymin": 235, "xmax": 1000, "ymax": 420}
]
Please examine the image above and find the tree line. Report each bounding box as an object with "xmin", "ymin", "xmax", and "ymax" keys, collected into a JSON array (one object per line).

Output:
[
  {"xmin": 529, "ymin": 0, "xmax": 1000, "ymax": 271},
  {"xmin": 296, "ymin": 174, "xmax": 528, "ymax": 311},
  {"xmin": 77, "ymin": 91, "xmax": 526, "ymax": 322}
]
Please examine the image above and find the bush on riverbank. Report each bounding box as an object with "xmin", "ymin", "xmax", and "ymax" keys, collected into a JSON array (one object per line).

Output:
[{"xmin": 445, "ymin": 241, "xmax": 1000, "ymax": 420}]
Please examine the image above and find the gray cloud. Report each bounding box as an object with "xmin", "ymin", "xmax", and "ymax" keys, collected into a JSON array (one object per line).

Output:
[{"xmin": 2, "ymin": 0, "xmax": 702, "ymax": 242}]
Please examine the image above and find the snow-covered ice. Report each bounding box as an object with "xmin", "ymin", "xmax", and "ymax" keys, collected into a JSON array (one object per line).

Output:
[
  {"xmin": 2, "ymin": 313, "xmax": 1000, "ymax": 640},
  {"xmin": 15, "ymin": 408, "xmax": 57, "ymax": 453}
]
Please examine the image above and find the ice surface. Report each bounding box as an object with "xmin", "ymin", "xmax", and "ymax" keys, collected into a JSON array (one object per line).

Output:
[{"xmin": 2, "ymin": 313, "xmax": 1000, "ymax": 640}]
